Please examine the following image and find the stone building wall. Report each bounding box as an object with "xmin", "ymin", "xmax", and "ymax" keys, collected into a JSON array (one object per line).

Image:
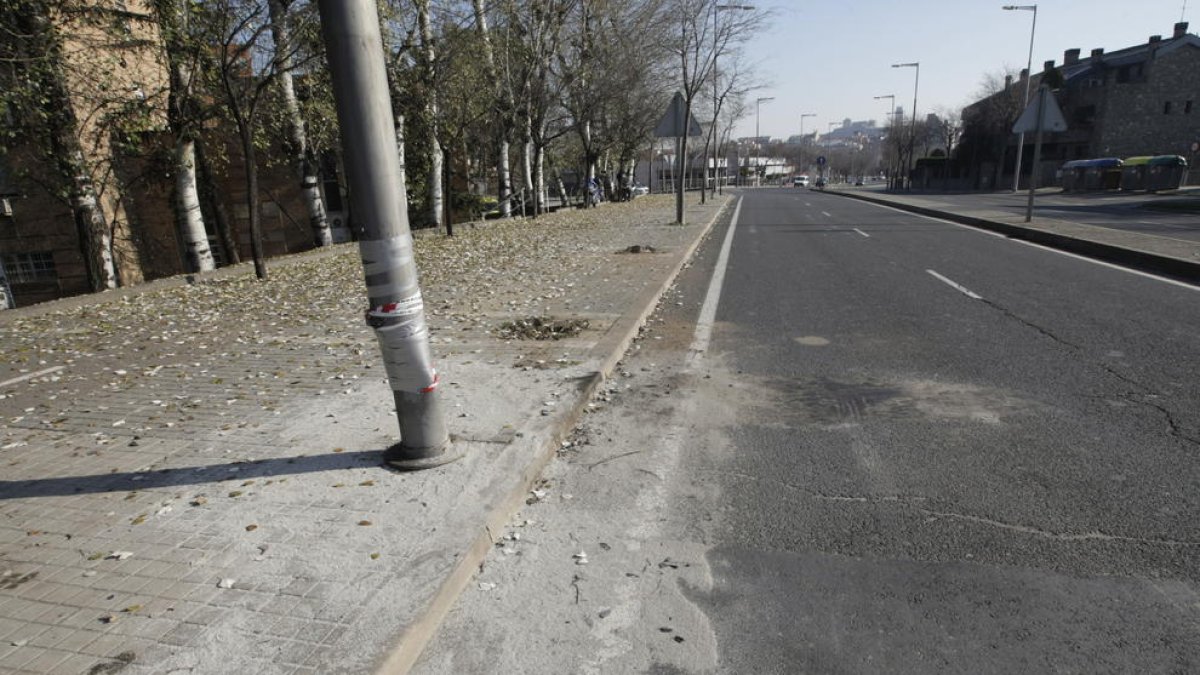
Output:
[{"xmin": 1097, "ymin": 44, "xmax": 1200, "ymax": 158}]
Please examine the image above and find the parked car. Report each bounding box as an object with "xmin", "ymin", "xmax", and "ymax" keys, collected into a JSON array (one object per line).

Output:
[
  {"xmin": 793, "ymin": 175, "xmax": 809, "ymax": 187},
  {"xmin": 630, "ymin": 184, "xmax": 649, "ymax": 196},
  {"xmin": 814, "ymin": 178, "xmax": 826, "ymax": 189}
]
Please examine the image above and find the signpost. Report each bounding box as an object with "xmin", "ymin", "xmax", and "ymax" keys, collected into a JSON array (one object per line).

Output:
[
  {"xmin": 655, "ymin": 92, "xmax": 703, "ymax": 225},
  {"xmin": 1013, "ymin": 86, "xmax": 1067, "ymax": 222}
]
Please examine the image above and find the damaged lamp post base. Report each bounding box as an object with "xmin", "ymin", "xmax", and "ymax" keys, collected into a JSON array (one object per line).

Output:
[{"xmin": 382, "ymin": 392, "xmax": 461, "ymax": 471}]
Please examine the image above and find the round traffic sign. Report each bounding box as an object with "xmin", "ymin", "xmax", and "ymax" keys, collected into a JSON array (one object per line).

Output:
[{"xmin": 816, "ymin": 155, "xmax": 827, "ymax": 166}]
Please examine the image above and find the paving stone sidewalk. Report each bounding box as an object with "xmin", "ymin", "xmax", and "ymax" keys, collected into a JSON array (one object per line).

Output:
[{"xmin": 0, "ymin": 194, "xmax": 728, "ymax": 675}]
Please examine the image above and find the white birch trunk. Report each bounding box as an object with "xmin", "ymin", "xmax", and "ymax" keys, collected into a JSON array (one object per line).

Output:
[
  {"xmin": 269, "ymin": 0, "xmax": 331, "ymax": 247},
  {"xmin": 176, "ymin": 138, "xmax": 215, "ymax": 271},
  {"xmin": 418, "ymin": 0, "xmax": 444, "ymax": 229},
  {"xmin": 498, "ymin": 139, "xmax": 511, "ymax": 218}
]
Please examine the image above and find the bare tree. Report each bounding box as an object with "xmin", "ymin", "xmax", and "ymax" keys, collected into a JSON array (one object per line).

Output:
[
  {"xmin": 155, "ymin": 0, "xmax": 216, "ymax": 273},
  {"xmin": 268, "ymin": 0, "xmax": 331, "ymax": 247}
]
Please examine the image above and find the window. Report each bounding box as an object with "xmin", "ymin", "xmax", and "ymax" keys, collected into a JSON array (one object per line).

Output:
[
  {"xmin": 1, "ymin": 252, "xmax": 57, "ymax": 284},
  {"xmin": 1164, "ymin": 101, "xmax": 1173, "ymax": 114}
]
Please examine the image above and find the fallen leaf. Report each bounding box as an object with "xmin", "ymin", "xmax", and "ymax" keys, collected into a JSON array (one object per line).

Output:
[
  {"xmin": 369, "ymin": 552, "xmax": 380, "ymax": 560},
  {"xmin": 245, "ymin": 524, "xmax": 258, "ymax": 532},
  {"xmin": 357, "ymin": 520, "xmax": 372, "ymax": 526},
  {"xmin": 227, "ymin": 491, "xmax": 243, "ymax": 498},
  {"xmin": 130, "ymin": 515, "xmax": 146, "ymax": 525},
  {"xmin": 122, "ymin": 604, "xmax": 141, "ymax": 613},
  {"xmin": 359, "ymin": 480, "xmax": 375, "ymax": 487}
]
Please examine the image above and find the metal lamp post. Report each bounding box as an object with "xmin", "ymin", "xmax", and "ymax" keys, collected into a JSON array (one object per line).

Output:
[
  {"xmin": 892, "ymin": 62, "xmax": 919, "ymax": 190},
  {"xmin": 318, "ymin": 0, "xmax": 452, "ymax": 469},
  {"xmin": 713, "ymin": 4, "xmax": 754, "ymax": 196},
  {"xmin": 799, "ymin": 112, "xmax": 815, "ymax": 177},
  {"xmin": 755, "ymin": 96, "xmax": 774, "ymax": 186},
  {"xmin": 1004, "ymin": 4, "xmax": 1038, "ymax": 192},
  {"xmin": 874, "ymin": 94, "xmax": 895, "ymax": 188}
]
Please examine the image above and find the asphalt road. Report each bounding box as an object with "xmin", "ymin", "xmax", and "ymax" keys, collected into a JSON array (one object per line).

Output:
[
  {"xmin": 858, "ymin": 186, "xmax": 1200, "ymax": 241},
  {"xmin": 416, "ymin": 189, "xmax": 1200, "ymax": 674},
  {"xmin": 695, "ymin": 188, "xmax": 1200, "ymax": 673}
]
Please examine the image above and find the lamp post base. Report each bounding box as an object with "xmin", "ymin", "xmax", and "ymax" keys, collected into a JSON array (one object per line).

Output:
[{"xmin": 383, "ymin": 440, "xmax": 462, "ymax": 471}]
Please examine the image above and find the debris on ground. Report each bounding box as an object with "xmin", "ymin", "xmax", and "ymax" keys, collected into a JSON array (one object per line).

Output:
[
  {"xmin": 617, "ymin": 245, "xmax": 657, "ymax": 254},
  {"xmin": 497, "ymin": 317, "xmax": 590, "ymax": 341}
]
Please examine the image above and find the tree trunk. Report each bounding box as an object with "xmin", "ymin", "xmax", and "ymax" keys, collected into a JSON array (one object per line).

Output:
[
  {"xmin": 156, "ymin": 0, "xmax": 215, "ymax": 272},
  {"xmin": 176, "ymin": 138, "xmax": 215, "ymax": 272},
  {"xmin": 195, "ymin": 139, "xmax": 239, "ymax": 264},
  {"xmin": 534, "ymin": 142, "xmax": 546, "ymax": 215},
  {"xmin": 237, "ymin": 119, "xmax": 267, "ymax": 280},
  {"xmin": 498, "ymin": 139, "xmax": 511, "ymax": 217},
  {"xmin": 269, "ymin": 0, "xmax": 330, "ymax": 247},
  {"xmin": 21, "ymin": 7, "xmax": 117, "ymax": 291},
  {"xmin": 417, "ymin": 0, "xmax": 443, "ymax": 229}
]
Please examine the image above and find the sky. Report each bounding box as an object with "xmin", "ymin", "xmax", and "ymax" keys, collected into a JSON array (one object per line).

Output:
[{"xmin": 732, "ymin": 0, "xmax": 1194, "ymax": 139}]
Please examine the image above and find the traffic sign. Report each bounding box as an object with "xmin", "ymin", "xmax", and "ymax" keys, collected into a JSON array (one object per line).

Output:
[
  {"xmin": 816, "ymin": 155, "xmax": 827, "ymax": 166},
  {"xmin": 654, "ymin": 92, "xmax": 703, "ymax": 138},
  {"xmin": 1013, "ymin": 88, "xmax": 1067, "ymax": 134}
]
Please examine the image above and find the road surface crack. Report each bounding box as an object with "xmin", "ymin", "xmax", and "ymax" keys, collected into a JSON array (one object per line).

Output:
[
  {"xmin": 918, "ymin": 509, "xmax": 1200, "ymax": 547},
  {"xmin": 725, "ymin": 471, "xmax": 1200, "ymax": 547}
]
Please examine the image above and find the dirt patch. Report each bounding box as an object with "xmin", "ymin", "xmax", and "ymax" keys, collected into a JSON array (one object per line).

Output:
[
  {"xmin": 617, "ymin": 245, "xmax": 659, "ymax": 254},
  {"xmin": 497, "ymin": 317, "xmax": 590, "ymax": 341}
]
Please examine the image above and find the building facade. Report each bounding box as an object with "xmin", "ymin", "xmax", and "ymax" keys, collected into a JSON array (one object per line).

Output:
[{"xmin": 960, "ymin": 21, "xmax": 1199, "ymax": 189}]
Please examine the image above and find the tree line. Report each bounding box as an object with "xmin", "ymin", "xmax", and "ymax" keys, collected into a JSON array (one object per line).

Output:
[{"xmin": 0, "ymin": 0, "xmax": 764, "ymax": 293}]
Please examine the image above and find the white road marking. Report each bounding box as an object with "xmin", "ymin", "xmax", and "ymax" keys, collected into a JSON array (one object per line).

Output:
[
  {"xmin": 853, "ymin": 228, "xmax": 870, "ymax": 237},
  {"xmin": 0, "ymin": 366, "xmax": 65, "ymax": 388},
  {"xmin": 927, "ymin": 270, "xmax": 983, "ymax": 300},
  {"xmin": 821, "ymin": 211, "xmax": 832, "ymax": 218},
  {"xmin": 851, "ymin": 197, "xmax": 1200, "ymax": 291},
  {"xmin": 688, "ymin": 197, "xmax": 742, "ymax": 368},
  {"xmin": 1009, "ymin": 239, "xmax": 1200, "ymax": 292},
  {"xmin": 804, "ymin": 202, "xmax": 812, "ymax": 207},
  {"xmin": 855, "ymin": 199, "xmax": 1007, "ymax": 237}
]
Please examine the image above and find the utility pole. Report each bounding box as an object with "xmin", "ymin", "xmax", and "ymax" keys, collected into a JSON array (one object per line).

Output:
[
  {"xmin": 1004, "ymin": 4, "xmax": 1038, "ymax": 192},
  {"xmin": 317, "ymin": 0, "xmax": 453, "ymax": 469}
]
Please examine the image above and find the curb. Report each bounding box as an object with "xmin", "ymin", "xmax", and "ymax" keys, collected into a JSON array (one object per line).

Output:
[
  {"xmin": 827, "ymin": 190, "xmax": 1200, "ymax": 284},
  {"xmin": 373, "ymin": 197, "xmax": 734, "ymax": 674}
]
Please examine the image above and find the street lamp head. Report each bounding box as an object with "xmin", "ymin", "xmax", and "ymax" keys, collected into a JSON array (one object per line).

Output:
[
  {"xmin": 716, "ymin": 4, "xmax": 755, "ymax": 9},
  {"xmin": 756, "ymin": 96, "xmax": 775, "ymax": 103},
  {"xmin": 891, "ymin": 62, "xmax": 919, "ymax": 68},
  {"xmin": 1002, "ymin": 4, "xmax": 1036, "ymax": 10},
  {"xmin": 873, "ymin": 94, "xmax": 894, "ymax": 100}
]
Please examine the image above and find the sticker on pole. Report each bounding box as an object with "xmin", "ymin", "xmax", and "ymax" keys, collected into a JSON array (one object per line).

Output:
[{"xmin": 1012, "ymin": 89, "xmax": 1067, "ymax": 134}]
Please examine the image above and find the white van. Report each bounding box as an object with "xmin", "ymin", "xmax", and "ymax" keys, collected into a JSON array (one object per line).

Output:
[{"xmin": 793, "ymin": 175, "xmax": 810, "ymax": 187}]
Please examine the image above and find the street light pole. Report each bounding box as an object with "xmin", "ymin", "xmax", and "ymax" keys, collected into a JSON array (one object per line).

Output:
[
  {"xmin": 874, "ymin": 94, "xmax": 895, "ymax": 188},
  {"xmin": 799, "ymin": 112, "xmax": 815, "ymax": 176},
  {"xmin": 318, "ymin": 0, "xmax": 452, "ymax": 469},
  {"xmin": 892, "ymin": 62, "xmax": 919, "ymax": 190},
  {"xmin": 713, "ymin": 4, "xmax": 754, "ymax": 196},
  {"xmin": 755, "ymin": 96, "xmax": 774, "ymax": 186},
  {"xmin": 1004, "ymin": 4, "xmax": 1038, "ymax": 192}
]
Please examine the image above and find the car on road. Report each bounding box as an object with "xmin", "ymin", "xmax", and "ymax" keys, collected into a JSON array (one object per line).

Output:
[
  {"xmin": 793, "ymin": 175, "xmax": 809, "ymax": 187},
  {"xmin": 814, "ymin": 178, "xmax": 826, "ymax": 189},
  {"xmin": 630, "ymin": 184, "xmax": 649, "ymax": 197}
]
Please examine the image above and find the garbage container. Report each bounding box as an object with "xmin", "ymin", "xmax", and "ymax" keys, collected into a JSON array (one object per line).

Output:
[
  {"xmin": 1082, "ymin": 158, "xmax": 1122, "ymax": 191},
  {"xmin": 1060, "ymin": 160, "xmax": 1086, "ymax": 191},
  {"xmin": 1120, "ymin": 156, "xmax": 1151, "ymax": 191},
  {"xmin": 1146, "ymin": 155, "xmax": 1188, "ymax": 191}
]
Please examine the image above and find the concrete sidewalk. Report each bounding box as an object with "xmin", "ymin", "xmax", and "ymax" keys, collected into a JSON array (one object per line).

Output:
[
  {"xmin": 828, "ymin": 188, "xmax": 1200, "ymax": 283},
  {"xmin": 0, "ymin": 194, "xmax": 729, "ymax": 675}
]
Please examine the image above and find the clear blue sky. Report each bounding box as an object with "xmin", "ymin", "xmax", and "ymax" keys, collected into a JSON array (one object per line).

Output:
[{"xmin": 735, "ymin": 0, "xmax": 1194, "ymax": 139}]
